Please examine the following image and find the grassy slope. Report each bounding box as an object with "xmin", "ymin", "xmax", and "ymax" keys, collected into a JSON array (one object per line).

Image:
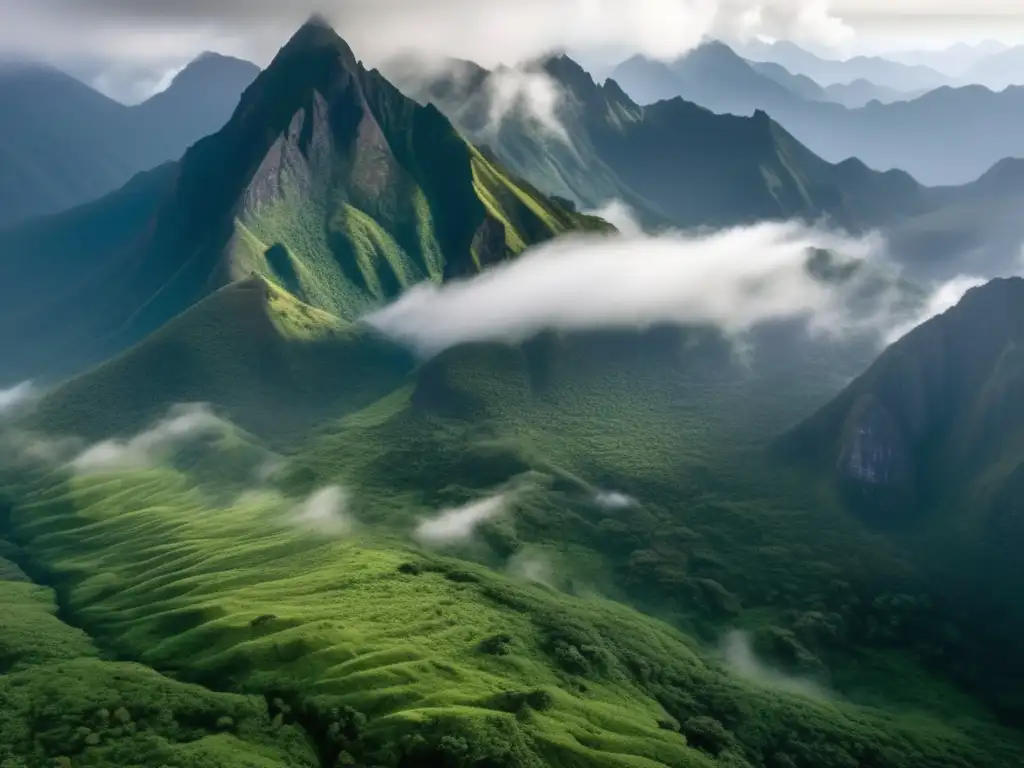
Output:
[
  {"xmin": 32, "ymin": 277, "xmax": 415, "ymax": 442},
  {"xmin": 3, "ymin": 458, "xmax": 1019, "ymax": 768},
  {"xmin": 5, "ymin": 318, "xmax": 1021, "ymax": 765},
  {"xmin": 0, "ymin": 566, "xmax": 317, "ymax": 766}
]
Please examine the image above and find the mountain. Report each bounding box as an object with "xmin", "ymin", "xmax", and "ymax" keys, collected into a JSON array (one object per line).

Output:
[
  {"xmin": 0, "ymin": 54, "xmax": 259, "ymax": 227},
  {"xmin": 823, "ymin": 79, "xmax": 921, "ymax": 108},
  {"xmin": 611, "ymin": 43, "xmax": 801, "ymax": 114},
  {"xmin": 886, "ymin": 41, "xmax": 1008, "ymax": 78},
  {"xmin": 399, "ymin": 53, "xmax": 939, "ymax": 232},
  {"xmin": 778, "ymin": 278, "xmax": 1024, "ymax": 702},
  {"xmin": 749, "ymin": 60, "xmax": 827, "ymax": 101},
  {"xmin": 739, "ymin": 39, "xmax": 949, "ymax": 91},
  {"xmin": 962, "ymin": 45, "xmax": 1024, "ymax": 90},
  {"xmin": 609, "ymin": 46, "xmax": 1024, "ymax": 186},
  {"xmin": 0, "ymin": 20, "xmax": 607, "ymax": 388}
]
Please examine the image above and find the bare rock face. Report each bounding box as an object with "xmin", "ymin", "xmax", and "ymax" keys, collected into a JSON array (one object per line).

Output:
[{"xmin": 836, "ymin": 394, "xmax": 916, "ymax": 516}]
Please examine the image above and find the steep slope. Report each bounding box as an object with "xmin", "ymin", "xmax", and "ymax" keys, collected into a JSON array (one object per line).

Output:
[
  {"xmin": 779, "ymin": 278, "xmax": 1024, "ymax": 694},
  {"xmin": 402, "ymin": 54, "xmax": 935, "ymax": 231},
  {"xmin": 0, "ymin": 19, "xmax": 606, "ymax": 386},
  {"xmin": 32, "ymin": 277, "xmax": 415, "ymax": 441},
  {"xmin": 0, "ymin": 55, "xmax": 258, "ymax": 226}
]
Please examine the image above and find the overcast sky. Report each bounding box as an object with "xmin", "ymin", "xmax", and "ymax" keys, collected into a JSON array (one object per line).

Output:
[{"xmin": 2, "ymin": 1, "xmax": 1022, "ymax": 102}]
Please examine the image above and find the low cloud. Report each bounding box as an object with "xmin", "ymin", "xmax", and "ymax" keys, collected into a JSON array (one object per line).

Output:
[
  {"xmin": 414, "ymin": 494, "xmax": 508, "ymax": 547},
  {"xmin": 71, "ymin": 403, "xmax": 226, "ymax": 474},
  {"xmin": 0, "ymin": 381, "xmax": 38, "ymax": 416},
  {"xmin": 586, "ymin": 200, "xmax": 643, "ymax": 237},
  {"xmin": 884, "ymin": 274, "xmax": 988, "ymax": 344},
  {"xmin": 594, "ymin": 490, "xmax": 638, "ymax": 510},
  {"xmin": 722, "ymin": 630, "xmax": 827, "ymax": 697},
  {"xmin": 290, "ymin": 485, "xmax": 355, "ymax": 536},
  {"xmin": 365, "ymin": 213, "xmax": 893, "ymax": 356},
  {"xmin": 483, "ymin": 66, "xmax": 571, "ymax": 143},
  {"xmin": 507, "ymin": 549, "xmax": 556, "ymax": 587}
]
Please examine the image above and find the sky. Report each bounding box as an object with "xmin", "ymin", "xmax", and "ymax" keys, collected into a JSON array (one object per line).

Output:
[{"xmin": 1, "ymin": 0, "xmax": 1022, "ymax": 102}]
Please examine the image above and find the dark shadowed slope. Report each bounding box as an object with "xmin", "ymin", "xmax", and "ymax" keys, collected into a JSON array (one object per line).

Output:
[
  {"xmin": 779, "ymin": 277, "xmax": 1024, "ymax": 710},
  {"xmin": 0, "ymin": 20, "xmax": 608, "ymax": 387},
  {"xmin": 0, "ymin": 55, "xmax": 259, "ymax": 227}
]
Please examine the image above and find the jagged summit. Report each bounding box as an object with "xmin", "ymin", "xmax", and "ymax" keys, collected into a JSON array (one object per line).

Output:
[{"xmin": 0, "ymin": 17, "xmax": 604, "ymax": 385}]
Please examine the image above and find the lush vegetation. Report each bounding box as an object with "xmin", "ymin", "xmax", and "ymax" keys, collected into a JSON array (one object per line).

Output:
[{"xmin": 3, "ymin": 16, "xmax": 1024, "ymax": 768}]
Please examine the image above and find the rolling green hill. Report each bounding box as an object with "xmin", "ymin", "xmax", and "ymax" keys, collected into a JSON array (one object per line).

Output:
[{"xmin": 0, "ymin": 19, "xmax": 608, "ymax": 387}]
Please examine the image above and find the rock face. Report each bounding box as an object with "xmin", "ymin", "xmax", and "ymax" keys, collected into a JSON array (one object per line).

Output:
[
  {"xmin": 780, "ymin": 277, "xmax": 1024, "ymax": 524},
  {"xmin": 837, "ymin": 395, "xmax": 912, "ymax": 487}
]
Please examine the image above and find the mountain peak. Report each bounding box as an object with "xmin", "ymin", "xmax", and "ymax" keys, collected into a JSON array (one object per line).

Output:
[{"xmin": 279, "ymin": 14, "xmax": 359, "ymax": 70}]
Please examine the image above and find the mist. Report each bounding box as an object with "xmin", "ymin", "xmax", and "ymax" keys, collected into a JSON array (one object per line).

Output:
[
  {"xmin": 71, "ymin": 403, "xmax": 227, "ymax": 474},
  {"xmin": 0, "ymin": 381, "xmax": 37, "ymax": 416},
  {"xmin": 290, "ymin": 485, "xmax": 355, "ymax": 536},
  {"xmin": 594, "ymin": 490, "xmax": 638, "ymax": 510},
  {"xmin": 414, "ymin": 494, "xmax": 508, "ymax": 547},
  {"xmin": 365, "ymin": 217, "xmax": 888, "ymax": 356},
  {"xmin": 884, "ymin": 273, "xmax": 988, "ymax": 344},
  {"xmin": 722, "ymin": 630, "xmax": 827, "ymax": 698}
]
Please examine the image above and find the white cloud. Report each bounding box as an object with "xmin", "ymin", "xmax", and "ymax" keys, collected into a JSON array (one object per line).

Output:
[
  {"xmin": 722, "ymin": 629, "xmax": 827, "ymax": 697},
  {"xmin": 0, "ymin": 381, "xmax": 38, "ymax": 416},
  {"xmin": 507, "ymin": 549, "xmax": 556, "ymax": 587},
  {"xmin": 71, "ymin": 403, "xmax": 226, "ymax": 474},
  {"xmin": 586, "ymin": 200, "xmax": 644, "ymax": 237},
  {"xmin": 365, "ymin": 212, "xmax": 892, "ymax": 356},
  {"xmin": 594, "ymin": 490, "xmax": 638, "ymax": 509},
  {"xmin": 290, "ymin": 485, "xmax": 355, "ymax": 536},
  {"xmin": 883, "ymin": 273, "xmax": 987, "ymax": 344},
  {"xmin": 483, "ymin": 66, "xmax": 571, "ymax": 143},
  {"xmin": 414, "ymin": 494, "xmax": 508, "ymax": 546},
  {"xmin": 0, "ymin": 1, "xmax": 855, "ymax": 86}
]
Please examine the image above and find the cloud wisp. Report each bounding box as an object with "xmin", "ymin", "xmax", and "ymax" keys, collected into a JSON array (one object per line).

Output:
[
  {"xmin": 594, "ymin": 490, "xmax": 638, "ymax": 510},
  {"xmin": 365, "ymin": 216, "xmax": 889, "ymax": 356},
  {"xmin": 722, "ymin": 630, "xmax": 827, "ymax": 697},
  {"xmin": 70, "ymin": 403, "xmax": 227, "ymax": 474},
  {"xmin": 290, "ymin": 485, "xmax": 355, "ymax": 536},
  {"xmin": 0, "ymin": 381, "xmax": 38, "ymax": 416},
  {"xmin": 414, "ymin": 494, "xmax": 508, "ymax": 547},
  {"xmin": 883, "ymin": 273, "xmax": 987, "ymax": 344}
]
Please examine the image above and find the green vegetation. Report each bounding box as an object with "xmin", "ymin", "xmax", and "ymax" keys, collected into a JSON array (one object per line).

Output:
[
  {"xmin": 0, "ymin": 20, "xmax": 608, "ymax": 389},
  {"xmin": 3, "ymin": 16, "xmax": 1024, "ymax": 768}
]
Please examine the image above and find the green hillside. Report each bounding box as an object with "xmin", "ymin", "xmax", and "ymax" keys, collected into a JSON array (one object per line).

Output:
[
  {"xmin": 779, "ymin": 276, "xmax": 1024, "ymax": 714},
  {"xmin": 0, "ymin": 19, "xmax": 607, "ymax": 387},
  {"xmin": 31, "ymin": 277, "xmax": 415, "ymax": 441}
]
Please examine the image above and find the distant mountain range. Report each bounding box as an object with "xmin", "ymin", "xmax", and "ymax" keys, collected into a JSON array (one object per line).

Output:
[
  {"xmin": 0, "ymin": 53, "xmax": 260, "ymax": 227},
  {"xmin": 610, "ymin": 43, "xmax": 1024, "ymax": 185}
]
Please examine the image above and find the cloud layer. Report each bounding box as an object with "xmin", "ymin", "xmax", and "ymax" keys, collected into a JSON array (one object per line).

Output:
[
  {"xmin": 290, "ymin": 485, "xmax": 355, "ymax": 535},
  {"xmin": 366, "ymin": 218, "xmax": 891, "ymax": 355}
]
